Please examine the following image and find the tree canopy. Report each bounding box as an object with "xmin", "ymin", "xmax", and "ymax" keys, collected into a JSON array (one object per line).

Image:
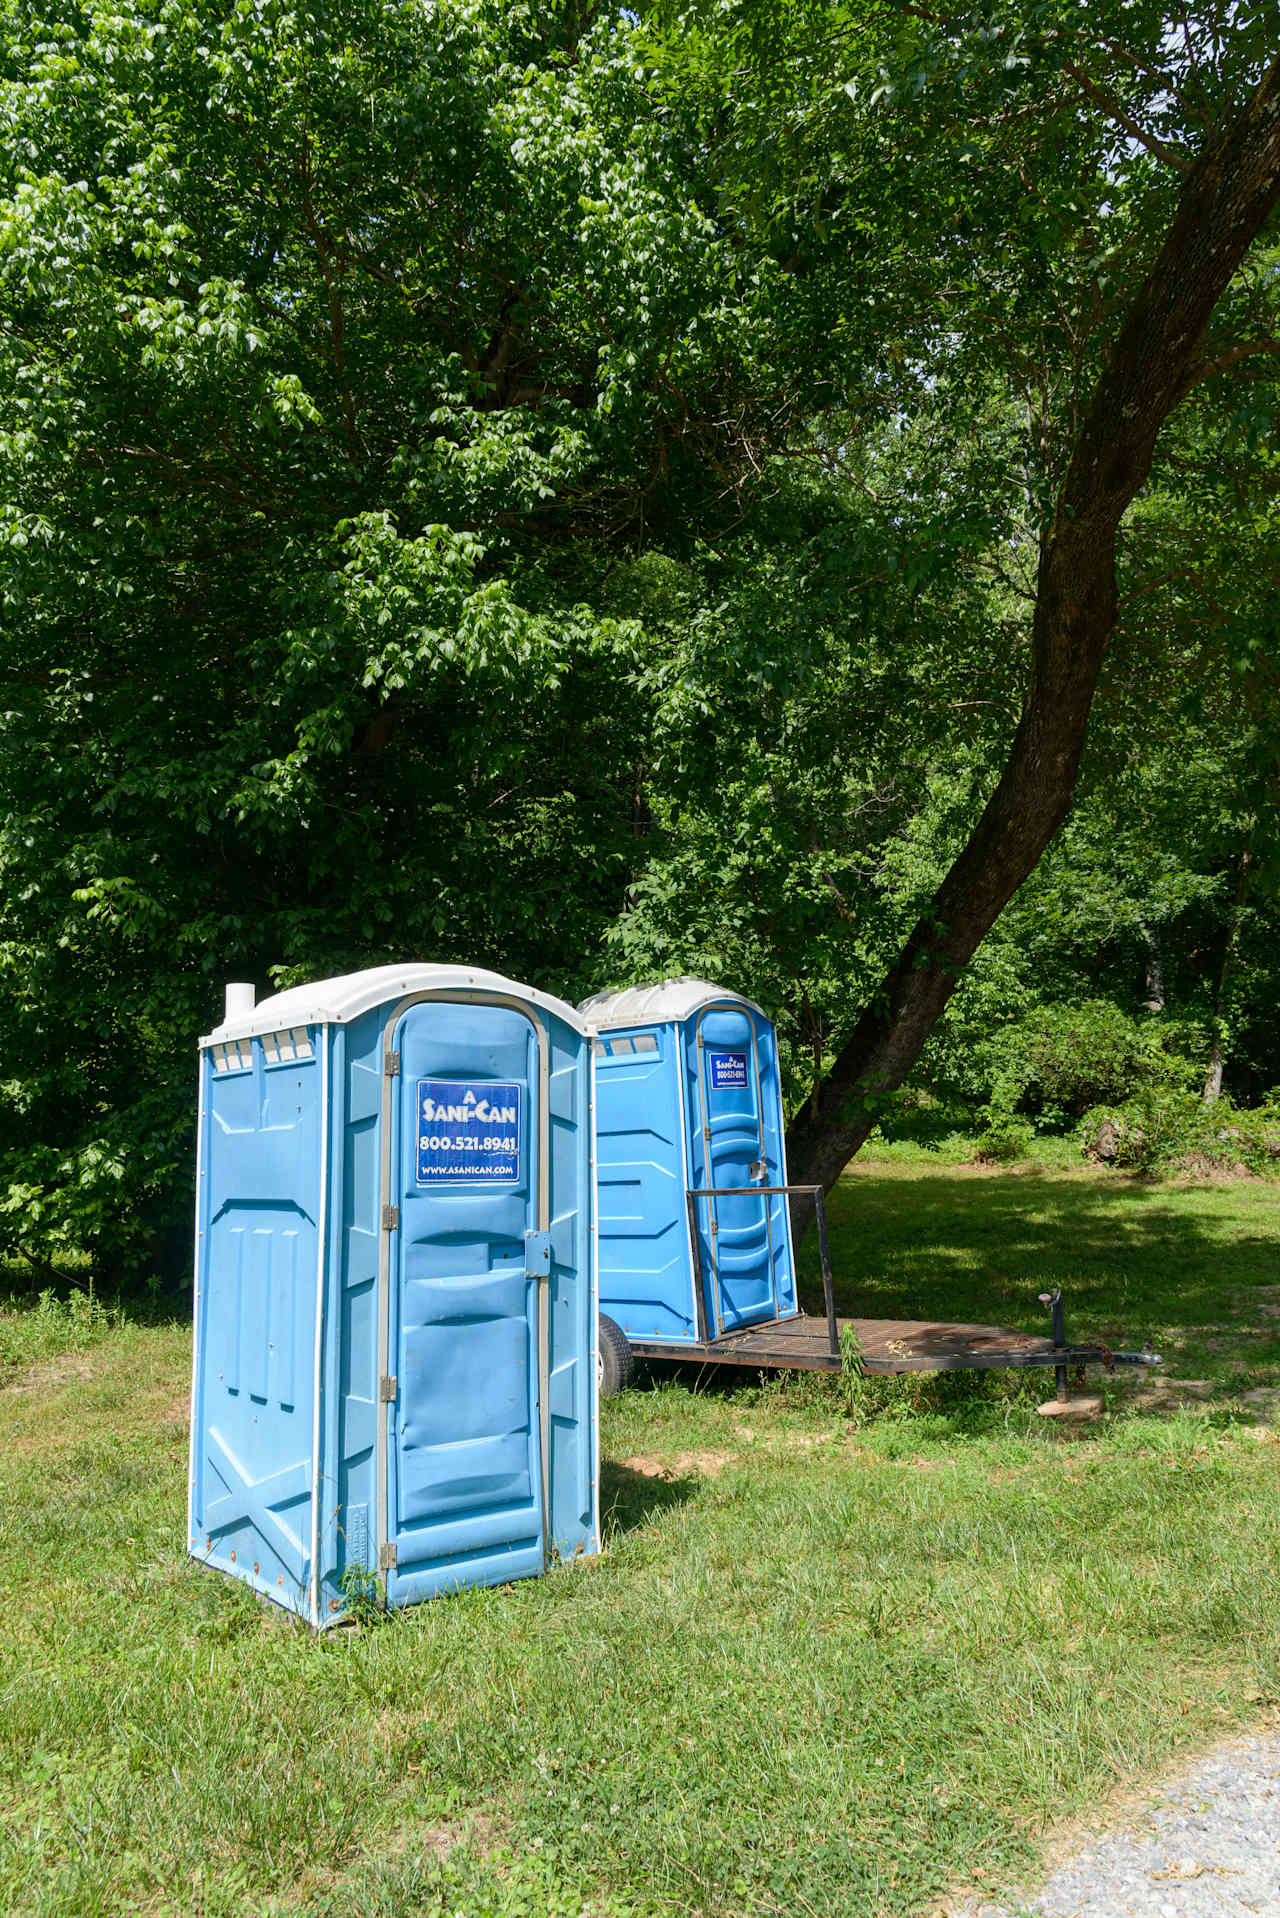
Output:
[{"xmin": 2, "ymin": 0, "xmax": 1279, "ymax": 1276}]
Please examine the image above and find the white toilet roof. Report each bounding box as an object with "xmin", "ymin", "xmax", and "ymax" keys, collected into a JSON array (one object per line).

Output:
[
  {"xmin": 203, "ymin": 963, "xmax": 589, "ymax": 1045},
  {"xmin": 578, "ymin": 976, "xmax": 766, "ymax": 1029}
]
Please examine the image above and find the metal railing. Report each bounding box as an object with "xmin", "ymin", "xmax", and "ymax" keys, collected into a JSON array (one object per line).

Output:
[{"xmin": 684, "ymin": 1183, "xmax": 839, "ymax": 1360}]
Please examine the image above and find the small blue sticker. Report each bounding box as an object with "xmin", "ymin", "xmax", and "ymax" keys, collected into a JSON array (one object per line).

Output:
[
  {"xmin": 416, "ymin": 1079, "xmax": 522, "ymax": 1183},
  {"xmin": 708, "ymin": 1049, "xmax": 749, "ymax": 1091}
]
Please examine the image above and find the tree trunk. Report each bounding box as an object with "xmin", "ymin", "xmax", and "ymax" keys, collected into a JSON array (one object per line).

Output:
[
  {"xmin": 1142, "ymin": 926, "xmax": 1165, "ymax": 1014},
  {"xmin": 786, "ymin": 56, "xmax": 1280, "ymax": 1236},
  {"xmin": 1202, "ymin": 848, "xmax": 1253, "ymax": 1106},
  {"xmin": 1202, "ymin": 1036, "xmax": 1225, "ymax": 1109}
]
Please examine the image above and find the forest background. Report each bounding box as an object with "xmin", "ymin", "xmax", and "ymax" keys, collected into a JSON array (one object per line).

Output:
[{"xmin": 1, "ymin": 0, "xmax": 1278, "ymax": 1288}]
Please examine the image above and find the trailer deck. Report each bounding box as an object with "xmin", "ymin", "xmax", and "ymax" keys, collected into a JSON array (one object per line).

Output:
[
  {"xmin": 628, "ymin": 1310, "xmax": 1149, "ymax": 1377},
  {"xmin": 656, "ymin": 1182, "xmax": 1160, "ymax": 1392}
]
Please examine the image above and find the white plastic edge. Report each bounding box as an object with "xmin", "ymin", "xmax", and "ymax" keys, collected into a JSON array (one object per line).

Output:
[
  {"xmin": 588, "ymin": 1042, "xmax": 602, "ymax": 1558},
  {"xmin": 186, "ymin": 1052, "xmax": 207, "ymax": 1557},
  {"xmin": 308, "ymin": 1028, "xmax": 330, "ymax": 1628},
  {"xmin": 579, "ymin": 975, "xmax": 766, "ymax": 1029},
  {"xmin": 201, "ymin": 963, "xmax": 590, "ymax": 1045}
]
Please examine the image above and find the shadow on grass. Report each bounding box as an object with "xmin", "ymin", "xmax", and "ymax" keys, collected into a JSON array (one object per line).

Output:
[
  {"xmin": 793, "ymin": 1167, "xmax": 1280, "ymax": 1372},
  {"xmin": 599, "ymin": 1459, "xmax": 700, "ymax": 1540}
]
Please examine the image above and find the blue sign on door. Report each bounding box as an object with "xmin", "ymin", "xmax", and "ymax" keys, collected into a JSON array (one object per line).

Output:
[
  {"xmin": 708, "ymin": 1049, "xmax": 749, "ymax": 1091},
  {"xmin": 416, "ymin": 1079, "xmax": 522, "ymax": 1183}
]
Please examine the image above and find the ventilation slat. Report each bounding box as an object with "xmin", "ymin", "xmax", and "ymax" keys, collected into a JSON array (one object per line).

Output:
[{"xmin": 208, "ymin": 1026, "xmax": 315, "ymax": 1073}]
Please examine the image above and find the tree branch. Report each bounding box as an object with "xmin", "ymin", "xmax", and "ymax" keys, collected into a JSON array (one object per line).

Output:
[
  {"xmin": 785, "ymin": 51, "xmax": 1280, "ymax": 1231},
  {"xmin": 1178, "ymin": 335, "xmax": 1280, "ymax": 395},
  {"xmin": 1059, "ymin": 59, "xmax": 1192, "ymax": 172}
]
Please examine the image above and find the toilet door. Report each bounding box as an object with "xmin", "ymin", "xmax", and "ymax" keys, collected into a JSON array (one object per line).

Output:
[
  {"xmin": 380, "ymin": 997, "xmax": 547, "ymax": 1604},
  {"xmin": 690, "ymin": 1007, "xmax": 778, "ymax": 1335}
]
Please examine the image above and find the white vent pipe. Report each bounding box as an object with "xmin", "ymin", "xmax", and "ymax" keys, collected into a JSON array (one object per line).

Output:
[{"xmin": 224, "ymin": 982, "xmax": 256, "ymax": 1023}]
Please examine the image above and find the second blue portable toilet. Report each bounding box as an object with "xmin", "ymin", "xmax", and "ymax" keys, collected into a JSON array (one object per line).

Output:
[
  {"xmin": 580, "ymin": 978, "xmax": 797, "ymax": 1349},
  {"xmin": 189, "ymin": 964, "xmax": 598, "ymax": 1625}
]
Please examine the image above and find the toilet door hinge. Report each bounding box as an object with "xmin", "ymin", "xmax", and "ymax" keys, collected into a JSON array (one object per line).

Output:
[
  {"xmin": 379, "ymin": 1375, "xmax": 398, "ymax": 1403},
  {"xmin": 378, "ymin": 1542, "xmax": 397, "ymax": 1571},
  {"xmin": 384, "ymin": 1050, "xmax": 401, "ymax": 1077},
  {"xmin": 382, "ymin": 1204, "xmax": 399, "ymax": 1231}
]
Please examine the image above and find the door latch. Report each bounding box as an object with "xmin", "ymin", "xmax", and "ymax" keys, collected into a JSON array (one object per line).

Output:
[{"xmin": 525, "ymin": 1230, "xmax": 552, "ymax": 1280}]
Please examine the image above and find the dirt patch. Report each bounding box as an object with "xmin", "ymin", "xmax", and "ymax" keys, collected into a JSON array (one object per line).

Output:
[
  {"xmin": 1171, "ymin": 1157, "xmax": 1259, "ymax": 1184},
  {"xmin": 621, "ymin": 1451, "xmax": 733, "ymax": 1479},
  {"xmin": 162, "ymin": 1394, "xmax": 191, "ymax": 1431},
  {"xmin": 0, "ymin": 1352, "xmax": 96, "ymax": 1395},
  {"xmin": 400, "ymin": 1817, "xmax": 487, "ymax": 1862},
  {"xmin": 732, "ymin": 1424, "xmax": 837, "ymax": 1453},
  {"xmin": 281, "ymin": 1811, "xmax": 497, "ymax": 1910},
  {"xmin": 621, "ymin": 1430, "xmax": 848, "ymax": 1479},
  {"xmin": 1139, "ymin": 1376, "xmax": 1216, "ymax": 1403},
  {"xmin": 1136, "ymin": 1374, "xmax": 1280, "ymax": 1416}
]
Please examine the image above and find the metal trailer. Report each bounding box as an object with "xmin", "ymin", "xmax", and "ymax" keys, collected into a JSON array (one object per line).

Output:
[
  {"xmin": 582, "ymin": 978, "xmax": 1160, "ymax": 1398},
  {"xmin": 189, "ymin": 964, "xmax": 599, "ymax": 1625}
]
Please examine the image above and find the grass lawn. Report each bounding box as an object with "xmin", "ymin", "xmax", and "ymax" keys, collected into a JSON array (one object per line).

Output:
[
  {"xmin": 3, "ymin": 1159, "xmax": 1280, "ymax": 1916},
  {"xmin": 810, "ymin": 1148, "xmax": 1280, "ymax": 1389}
]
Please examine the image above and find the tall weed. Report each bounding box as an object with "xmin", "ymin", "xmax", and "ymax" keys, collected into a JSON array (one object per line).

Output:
[{"xmin": 0, "ymin": 1286, "xmax": 119, "ymax": 1372}]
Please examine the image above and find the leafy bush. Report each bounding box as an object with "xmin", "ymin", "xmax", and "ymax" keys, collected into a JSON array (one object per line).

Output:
[
  {"xmin": 1080, "ymin": 1092, "xmax": 1280, "ymax": 1176},
  {"xmin": 923, "ymin": 997, "xmax": 1202, "ymax": 1133},
  {"xmin": 988, "ymin": 1001, "xmax": 1195, "ymax": 1124},
  {"xmin": 871, "ymin": 1087, "xmax": 983, "ymax": 1150},
  {"xmin": 973, "ymin": 1113, "xmax": 1036, "ymax": 1163}
]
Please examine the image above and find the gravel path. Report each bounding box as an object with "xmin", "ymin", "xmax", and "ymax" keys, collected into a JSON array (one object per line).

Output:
[{"xmin": 953, "ymin": 1733, "xmax": 1280, "ymax": 1917}]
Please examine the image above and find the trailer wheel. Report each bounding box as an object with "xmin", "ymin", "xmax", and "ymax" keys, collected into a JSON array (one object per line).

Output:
[{"xmin": 598, "ymin": 1315, "xmax": 634, "ymax": 1398}]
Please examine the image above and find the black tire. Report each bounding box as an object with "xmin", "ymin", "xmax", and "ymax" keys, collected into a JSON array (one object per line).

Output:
[{"xmin": 597, "ymin": 1315, "xmax": 634, "ymax": 1398}]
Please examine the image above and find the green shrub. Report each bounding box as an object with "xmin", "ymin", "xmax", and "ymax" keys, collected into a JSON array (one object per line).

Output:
[
  {"xmin": 868, "ymin": 1087, "xmax": 980, "ymax": 1149},
  {"xmin": 924, "ymin": 992, "xmax": 1201, "ymax": 1120},
  {"xmin": 1080, "ymin": 1092, "xmax": 1280, "ymax": 1176},
  {"xmin": 988, "ymin": 1001, "xmax": 1195, "ymax": 1124},
  {"xmin": 973, "ymin": 1113, "xmax": 1036, "ymax": 1163}
]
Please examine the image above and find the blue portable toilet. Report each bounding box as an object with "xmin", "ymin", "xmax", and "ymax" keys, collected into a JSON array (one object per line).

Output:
[
  {"xmin": 580, "ymin": 978, "xmax": 797, "ymax": 1348},
  {"xmin": 188, "ymin": 965, "xmax": 598, "ymax": 1625}
]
